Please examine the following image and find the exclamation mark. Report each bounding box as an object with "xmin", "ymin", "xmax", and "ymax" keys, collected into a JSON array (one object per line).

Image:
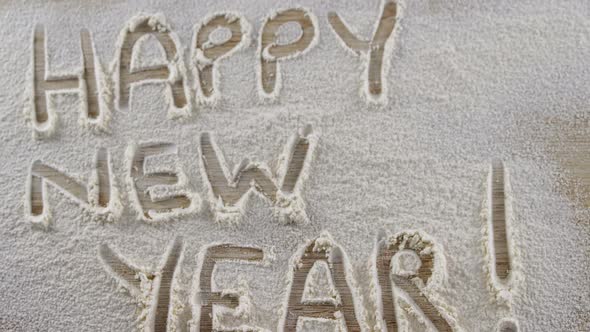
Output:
[{"xmin": 490, "ymin": 160, "xmax": 511, "ymax": 281}]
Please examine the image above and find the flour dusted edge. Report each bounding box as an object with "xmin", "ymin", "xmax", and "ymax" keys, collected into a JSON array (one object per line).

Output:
[
  {"xmin": 192, "ymin": 12, "xmax": 252, "ymax": 106},
  {"xmin": 274, "ymin": 124, "xmax": 317, "ymax": 224},
  {"xmin": 112, "ymin": 13, "xmax": 193, "ymax": 119},
  {"xmin": 199, "ymin": 125, "xmax": 317, "ymax": 225},
  {"xmin": 124, "ymin": 142, "xmax": 201, "ymax": 222},
  {"xmin": 480, "ymin": 162, "xmax": 523, "ymax": 306},
  {"xmin": 256, "ymin": 7, "xmax": 320, "ymax": 101},
  {"xmin": 369, "ymin": 229, "xmax": 463, "ymax": 331}
]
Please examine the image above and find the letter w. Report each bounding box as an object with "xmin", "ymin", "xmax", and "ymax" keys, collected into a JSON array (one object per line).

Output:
[{"xmin": 199, "ymin": 126, "xmax": 315, "ymax": 223}]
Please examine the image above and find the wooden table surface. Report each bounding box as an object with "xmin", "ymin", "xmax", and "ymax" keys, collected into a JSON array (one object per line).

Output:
[{"xmin": 25, "ymin": 3, "xmax": 589, "ymax": 331}]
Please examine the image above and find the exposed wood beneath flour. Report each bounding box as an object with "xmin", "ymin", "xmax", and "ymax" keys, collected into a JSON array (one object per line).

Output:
[{"xmin": 490, "ymin": 160, "xmax": 511, "ymax": 281}]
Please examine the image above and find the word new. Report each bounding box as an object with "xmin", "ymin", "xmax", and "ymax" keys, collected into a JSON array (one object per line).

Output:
[
  {"xmin": 27, "ymin": 1, "xmax": 398, "ymax": 138},
  {"xmin": 26, "ymin": 127, "xmax": 316, "ymax": 227}
]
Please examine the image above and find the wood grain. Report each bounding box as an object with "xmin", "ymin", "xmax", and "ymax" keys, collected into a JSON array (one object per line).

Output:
[
  {"xmin": 195, "ymin": 14, "xmax": 246, "ymax": 98},
  {"xmin": 490, "ymin": 160, "xmax": 511, "ymax": 281},
  {"xmin": 129, "ymin": 143, "xmax": 192, "ymax": 219},
  {"xmin": 30, "ymin": 3, "xmax": 581, "ymax": 330},
  {"xmin": 118, "ymin": 21, "xmax": 186, "ymax": 109},
  {"xmin": 376, "ymin": 235, "xmax": 452, "ymax": 332},
  {"xmin": 31, "ymin": 5, "xmax": 457, "ymax": 330},
  {"xmin": 199, "ymin": 130, "xmax": 310, "ymax": 206},
  {"xmin": 34, "ymin": 25, "xmax": 78, "ymax": 123},
  {"xmin": 197, "ymin": 245, "xmax": 264, "ymax": 332},
  {"xmin": 99, "ymin": 238, "xmax": 183, "ymax": 332},
  {"xmin": 328, "ymin": 0, "xmax": 397, "ymax": 97},
  {"xmin": 260, "ymin": 9, "xmax": 316, "ymax": 95},
  {"xmin": 283, "ymin": 245, "xmax": 361, "ymax": 331},
  {"xmin": 80, "ymin": 29, "xmax": 100, "ymax": 119}
]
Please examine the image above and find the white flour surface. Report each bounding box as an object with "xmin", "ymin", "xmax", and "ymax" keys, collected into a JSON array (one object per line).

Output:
[{"xmin": 0, "ymin": 0, "xmax": 588, "ymax": 331}]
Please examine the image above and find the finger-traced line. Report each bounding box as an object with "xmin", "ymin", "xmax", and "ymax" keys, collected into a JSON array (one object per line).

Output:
[
  {"xmin": 489, "ymin": 160, "xmax": 512, "ymax": 282},
  {"xmin": 258, "ymin": 8, "xmax": 319, "ymax": 99},
  {"xmin": 328, "ymin": 0, "xmax": 398, "ymax": 103},
  {"xmin": 80, "ymin": 29, "xmax": 100, "ymax": 120},
  {"xmin": 117, "ymin": 15, "xmax": 188, "ymax": 115},
  {"xmin": 375, "ymin": 231, "xmax": 454, "ymax": 332},
  {"xmin": 496, "ymin": 318, "xmax": 519, "ymax": 332},
  {"xmin": 26, "ymin": 148, "xmax": 119, "ymax": 227},
  {"xmin": 32, "ymin": 25, "xmax": 79, "ymax": 125},
  {"xmin": 280, "ymin": 133, "xmax": 310, "ymax": 193},
  {"xmin": 199, "ymin": 126, "xmax": 315, "ymax": 223},
  {"xmin": 193, "ymin": 13, "xmax": 250, "ymax": 103},
  {"xmin": 95, "ymin": 147, "xmax": 111, "ymax": 207},
  {"xmin": 30, "ymin": 25, "xmax": 105, "ymax": 137},
  {"xmin": 98, "ymin": 243, "xmax": 144, "ymax": 295},
  {"xmin": 200, "ymin": 133, "xmax": 279, "ymax": 205},
  {"xmin": 281, "ymin": 235, "xmax": 364, "ymax": 331},
  {"xmin": 127, "ymin": 142, "xmax": 195, "ymax": 221},
  {"xmin": 99, "ymin": 237, "xmax": 183, "ymax": 332},
  {"xmin": 194, "ymin": 244, "xmax": 264, "ymax": 331}
]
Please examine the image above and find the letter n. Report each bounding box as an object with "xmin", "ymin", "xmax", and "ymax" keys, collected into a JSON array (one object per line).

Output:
[{"xmin": 25, "ymin": 148, "xmax": 120, "ymax": 227}]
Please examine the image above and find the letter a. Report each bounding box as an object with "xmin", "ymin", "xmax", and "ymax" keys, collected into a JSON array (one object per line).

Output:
[
  {"xmin": 280, "ymin": 234, "xmax": 364, "ymax": 331},
  {"xmin": 116, "ymin": 15, "xmax": 190, "ymax": 117}
]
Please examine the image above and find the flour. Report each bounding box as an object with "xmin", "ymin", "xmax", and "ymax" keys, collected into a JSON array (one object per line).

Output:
[
  {"xmin": 112, "ymin": 14, "xmax": 193, "ymax": 120},
  {"xmin": 192, "ymin": 12, "xmax": 252, "ymax": 105},
  {"xmin": 276, "ymin": 22, "xmax": 304, "ymax": 46},
  {"xmin": 198, "ymin": 125, "xmax": 315, "ymax": 225},
  {"xmin": 257, "ymin": 7, "xmax": 320, "ymax": 100},
  {"xmin": 86, "ymin": 150, "xmax": 124, "ymax": 223},
  {"xmin": 78, "ymin": 29, "xmax": 114, "ymax": 133},
  {"xmin": 24, "ymin": 149, "xmax": 123, "ymax": 228},
  {"xmin": 0, "ymin": 0, "xmax": 589, "ymax": 331},
  {"xmin": 23, "ymin": 172, "xmax": 52, "ymax": 228},
  {"xmin": 131, "ymin": 35, "xmax": 168, "ymax": 72},
  {"xmin": 207, "ymin": 28, "xmax": 233, "ymax": 46},
  {"xmin": 302, "ymin": 260, "xmax": 340, "ymax": 305},
  {"xmin": 124, "ymin": 142, "xmax": 201, "ymax": 222},
  {"xmin": 480, "ymin": 162, "xmax": 522, "ymax": 307}
]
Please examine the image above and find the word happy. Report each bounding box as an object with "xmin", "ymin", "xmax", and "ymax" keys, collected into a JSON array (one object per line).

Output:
[{"xmin": 26, "ymin": 2, "xmax": 398, "ymax": 138}]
